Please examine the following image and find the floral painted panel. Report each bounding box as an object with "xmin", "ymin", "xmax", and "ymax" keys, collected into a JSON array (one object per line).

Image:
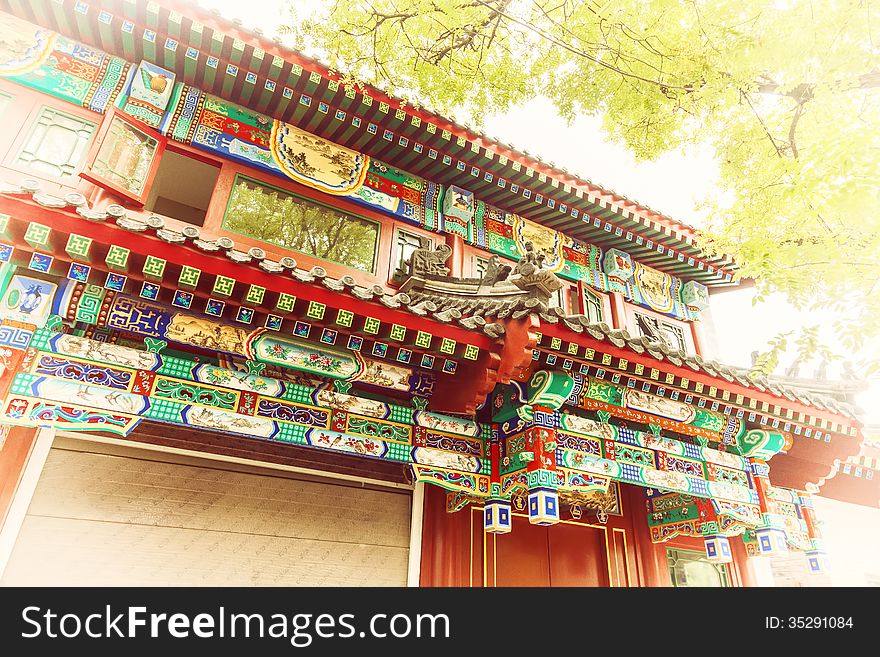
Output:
[
  {"xmin": 192, "ymin": 364, "xmax": 283, "ymax": 396},
  {"xmin": 252, "ymin": 335, "xmax": 362, "ymax": 379},
  {"xmin": 305, "ymin": 428, "xmax": 387, "ymax": 458},
  {"xmin": 413, "ymin": 410, "xmax": 482, "ymax": 437}
]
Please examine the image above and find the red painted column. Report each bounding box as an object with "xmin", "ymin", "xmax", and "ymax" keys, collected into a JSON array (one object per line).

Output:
[
  {"xmin": 627, "ymin": 485, "xmax": 668, "ymax": 587},
  {"xmin": 691, "ymin": 320, "xmax": 708, "ymax": 358},
  {"xmin": 444, "ymin": 233, "xmax": 465, "ymax": 278},
  {"xmin": 574, "ymin": 281, "xmax": 586, "ymax": 314},
  {"xmin": 752, "ymin": 459, "xmax": 772, "ymax": 516},
  {"xmin": 731, "ymin": 536, "xmax": 757, "ymax": 587},
  {"xmin": 609, "ymin": 292, "xmax": 627, "ymax": 330},
  {"xmin": 419, "ymin": 485, "xmax": 471, "ymax": 586}
]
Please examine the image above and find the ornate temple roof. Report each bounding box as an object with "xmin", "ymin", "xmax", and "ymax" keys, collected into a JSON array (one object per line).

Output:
[
  {"xmin": 0, "ymin": 0, "xmax": 739, "ymax": 287},
  {"xmin": 0, "ymin": 1, "xmax": 867, "ymax": 503}
]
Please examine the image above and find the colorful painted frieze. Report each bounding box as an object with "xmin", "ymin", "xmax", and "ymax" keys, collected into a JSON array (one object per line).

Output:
[
  {"xmin": 2, "ymin": 332, "xmax": 492, "ymax": 490},
  {"xmin": 123, "ymin": 60, "xmax": 176, "ymax": 127},
  {"xmin": 0, "ymin": 14, "xmax": 131, "ymax": 112}
]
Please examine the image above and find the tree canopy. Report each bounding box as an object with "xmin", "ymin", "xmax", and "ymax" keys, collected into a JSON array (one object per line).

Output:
[{"xmin": 283, "ymin": 0, "xmax": 880, "ymax": 376}]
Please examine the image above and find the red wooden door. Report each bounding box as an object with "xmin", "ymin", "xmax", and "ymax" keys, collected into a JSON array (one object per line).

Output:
[
  {"xmin": 493, "ymin": 516, "xmax": 552, "ymax": 586},
  {"xmin": 488, "ymin": 515, "xmax": 610, "ymax": 587},
  {"xmin": 548, "ymin": 522, "xmax": 610, "ymax": 586}
]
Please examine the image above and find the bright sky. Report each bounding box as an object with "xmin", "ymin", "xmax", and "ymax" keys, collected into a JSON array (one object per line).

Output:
[{"xmin": 195, "ymin": 0, "xmax": 879, "ymax": 424}]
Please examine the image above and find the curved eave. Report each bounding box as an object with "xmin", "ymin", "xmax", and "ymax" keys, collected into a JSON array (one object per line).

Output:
[
  {"xmin": 768, "ymin": 433, "xmax": 863, "ymax": 492},
  {"xmin": 815, "ymin": 468, "xmax": 880, "ymax": 508},
  {"xmin": 536, "ymin": 317, "xmax": 863, "ymax": 428}
]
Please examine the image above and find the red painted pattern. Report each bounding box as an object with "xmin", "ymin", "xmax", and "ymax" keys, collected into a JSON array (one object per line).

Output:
[
  {"xmin": 331, "ymin": 408, "xmax": 347, "ymax": 432},
  {"xmin": 237, "ymin": 390, "xmax": 257, "ymax": 416},
  {"xmin": 562, "ymin": 247, "xmax": 588, "ymax": 266},
  {"xmin": 130, "ymin": 370, "xmax": 155, "ymax": 396},
  {"xmin": 485, "ymin": 219, "xmax": 512, "ymax": 238},
  {"xmin": 198, "ymin": 109, "xmax": 270, "ymax": 147}
]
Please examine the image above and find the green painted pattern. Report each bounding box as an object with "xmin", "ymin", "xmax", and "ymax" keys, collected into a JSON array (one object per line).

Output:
[
  {"xmin": 178, "ymin": 266, "xmax": 201, "ymax": 289},
  {"xmin": 65, "ymin": 234, "xmax": 92, "ymax": 260},
  {"xmin": 692, "ymin": 407, "xmax": 725, "ymax": 432},
  {"xmin": 28, "ymin": 326, "xmax": 53, "ymax": 351},
  {"xmin": 584, "ymin": 378, "xmax": 624, "ymax": 405},
  {"xmin": 245, "ymin": 285, "xmax": 266, "ymax": 305},
  {"xmin": 389, "ymin": 324, "xmax": 406, "ymax": 342},
  {"xmin": 153, "ymin": 378, "xmax": 238, "ymax": 410},
  {"xmin": 347, "ymin": 416, "xmax": 411, "ymax": 443},
  {"xmin": 613, "ymin": 444, "xmax": 655, "ymax": 468},
  {"xmin": 386, "ymin": 442, "xmax": 412, "ymax": 462},
  {"xmin": 142, "ymin": 255, "xmax": 167, "ymax": 281},
  {"xmin": 698, "ymin": 522, "xmax": 720, "ymax": 535},
  {"xmin": 145, "ymin": 397, "xmax": 185, "ymax": 423},
  {"xmin": 488, "ymin": 233, "xmax": 519, "ymax": 259},
  {"xmin": 389, "ymin": 404, "xmax": 413, "ymax": 425},
  {"xmin": 24, "ymin": 223, "xmax": 51, "ymax": 248},
  {"xmin": 415, "ymin": 331, "xmax": 432, "ymax": 349},
  {"xmin": 306, "ymin": 301, "xmax": 325, "ymax": 320},
  {"xmin": 336, "ymin": 309, "xmax": 353, "ymax": 327},
  {"xmin": 212, "ymin": 275, "xmax": 236, "ymax": 297},
  {"xmin": 277, "ymin": 422, "xmax": 308, "ymax": 444},
  {"xmin": 156, "ymin": 355, "xmax": 196, "ymax": 380},
  {"xmin": 508, "ymin": 435, "xmax": 527, "ymax": 453},
  {"xmin": 75, "ymin": 285, "xmax": 105, "ymax": 324},
  {"xmin": 712, "ymin": 466, "xmax": 750, "ymax": 487},
  {"xmin": 526, "ymin": 370, "xmax": 575, "ymax": 409},
  {"xmin": 276, "ymin": 293, "xmax": 296, "ymax": 312},
  {"xmin": 651, "ymin": 493, "xmax": 696, "ymax": 511},
  {"xmin": 280, "ymin": 382, "xmax": 314, "ymax": 405},
  {"xmin": 10, "ymin": 372, "xmax": 36, "ymax": 396},
  {"xmin": 440, "ymin": 338, "xmax": 456, "ymax": 355},
  {"xmin": 527, "ymin": 469, "xmax": 556, "ymax": 487},
  {"xmin": 105, "ymin": 245, "xmax": 130, "ymax": 271},
  {"xmin": 648, "ymin": 505, "xmax": 699, "ymax": 526},
  {"xmin": 363, "ymin": 317, "xmax": 380, "ymax": 334},
  {"xmin": 463, "ymin": 345, "xmax": 479, "ymax": 361},
  {"xmin": 738, "ymin": 429, "xmax": 786, "ymax": 460}
]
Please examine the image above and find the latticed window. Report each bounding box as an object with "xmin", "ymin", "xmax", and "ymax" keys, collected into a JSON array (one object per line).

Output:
[
  {"xmin": 667, "ymin": 548, "xmax": 730, "ymax": 587},
  {"xmin": 548, "ymin": 285, "xmax": 567, "ymax": 310},
  {"xmin": 87, "ymin": 113, "xmax": 160, "ymax": 197},
  {"xmin": 474, "ymin": 256, "xmax": 489, "ymax": 279},
  {"xmin": 582, "ymin": 287, "xmax": 604, "ymax": 324},
  {"xmin": 634, "ymin": 311, "xmax": 689, "ymax": 352},
  {"xmin": 14, "ymin": 106, "xmax": 96, "ymax": 179},
  {"xmin": 80, "ymin": 108, "xmax": 168, "ymax": 205},
  {"xmin": 396, "ymin": 230, "xmax": 431, "ymax": 274}
]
